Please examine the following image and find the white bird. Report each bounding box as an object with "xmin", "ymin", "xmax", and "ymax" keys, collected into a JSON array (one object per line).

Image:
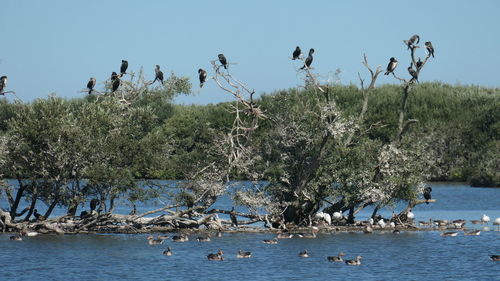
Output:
[
  {"xmin": 323, "ymin": 213, "xmax": 332, "ymax": 225},
  {"xmin": 389, "ymin": 222, "xmax": 396, "ymax": 228},
  {"xmin": 407, "ymin": 211, "xmax": 415, "ymax": 219},
  {"xmin": 314, "ymin": 211, "xmax": 325, "ymax": 220},
  {"xmin": 493, "ymin": 217, "xmax": 500, "ymax": 230},
  {"xmin": 482, "ymin": 214, "xmax": 490, "ymax": 225},
  {"xmin": 368, "ymin": 218, "xmax": 374, "ymax": 225},
  {"xmin": 333, "ymin": 212, "xmax": 342, "ymax": 220},
  {"xmin": 378, "ymin": 219, "xmax": 386, "ymax": 229}
]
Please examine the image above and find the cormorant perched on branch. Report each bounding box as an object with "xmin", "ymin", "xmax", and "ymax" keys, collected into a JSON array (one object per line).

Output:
[
  {"xmin": 90, "ymin": 198, "xmax": 100, "ymax": 212},
  {"xmin": 120, "ymin": 60, "xmax": 128, "ymax": 77},
  {"xmin": 416, "ymin": 58, "xmax": 423, "ymax": 69},
  {"xmin": 404, "ymin": 34, "xmax": 420, "ymax": 49},
  {"xmin": 230, "ymin": 207, "xmax": 238, "ymax": 227},
  {"xmin": 33, "ymin": 209, "xmax": 46, "ymax": 221},
  {"xmin": 111, "ymin": 72, "xmax": 120, "ymax": 92},
  {"xmin": 384, "ymin": 57, "xmax": 398, "ymax": 75},
  {"xmin": 218, "ymin": 54, "xmax": 228, "ymax": 69},
  {"xmin": 0, "ymin": 76, "xmax": 7, "ymax": 94},
  {"xmin": 292, "ymin": 46, "xmax": 301, "ymax": 60},
  {"xmin": 408, "ymin": 64, "xmax": 418, "ymax": 82},
  {"xmin": 87, "ymin": 77, "xmax": 96, "ymax": 94},
  {"xmin": 152, "ymin": 65, "xmax": 164, "ymax": 85},
  {"xmin": 300, "ymin": 48, "xmax": 314, "ymax": 70},
  {"xmin": 423, "ymin": 186, "xmax": 432, "ymax": 203},
  {"xmin": 198, "ymin": 68, "xmax": 207, "ymax": 88},
  {"xmin": 425, "ymin": 41, "xmax": 434, "ymax": 58}
]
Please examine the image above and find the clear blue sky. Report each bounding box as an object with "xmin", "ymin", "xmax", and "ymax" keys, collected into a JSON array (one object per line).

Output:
[{"xmin": 1, "ymin": 0, "xmax": 499, "ymax": 104}]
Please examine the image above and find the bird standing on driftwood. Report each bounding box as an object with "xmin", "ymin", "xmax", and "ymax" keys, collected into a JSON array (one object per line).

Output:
[
  {"xmin": 198, "ymin": 68, "xmax": 207, "ymax": 88},
  {"xmin": 230, "ymin": 207, "xmax": 238, "ymax": 227},
  {"xmin": 292, "ymin": 46, "xmax": 301, "ymax": 60},
  {"xmin": 218, "ymin": 54, "xmax": 228, "ymax": 69},
  {"xmin": 300, "ymin": 48, "xmax": 314, "ymax": 70},
  {"xmin": 423, "ymin": 186, "xmax": 432, "ymax": 203},
  {"xmin": 120, "ymin": 60, "xmax": 128, "ymax": 77},
  {"xmin": 385, "ymin": 57, "xmax": 398, "ymax": 75}
]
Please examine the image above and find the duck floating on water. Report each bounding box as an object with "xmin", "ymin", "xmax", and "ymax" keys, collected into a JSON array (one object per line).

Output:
[
  {"xmin": 440, "ymin": 231, "xmax": 458, "ymax": 237},
  {"xmin": 163, "ymin": 247, "xmax": 172, "ymax": 256},
  {"xmin": 298, "ymin": 250, "xmax": 309, "ymax": 258},
  {"xmin": 197, "ymin": 234, "xmax": 211, "ymax": 242},
  {"xmin": 327, "ymin": 252, "xmax": 345, "ymax": 262},
  {"xmin": 262, "ymin": 238, "xmax": 278, "ymax": 244},
  {"xmin": 493, "ymin": 217, "xmax": 500, "ymax": 230},
  {"xmin": 207, "ymin": 249, "xmax": 224, "ymax": 261},
  {"xmin": 172, "ymin": 234, "xmax": 189, "ymax": 242},
  {"xmin": 10, "ymin": 235, "xmax": 22, "ymax": 241},
  {"xmin": 237, "ymin": 249, "xmax": 252, "ymax": 258},
  {"xmin": 345, "ymin": 256, "xmax": 362, "ymax": 266},
  {"xmin": 490, "ymin": 255, "xmax": 500, "ymax": 261},
  {"xmin": 147, "ymin": 235, "xmax": 164, "ymax": 245},
  {"xmin": 463, "ymin": 230, "xmax": 481, "ymax": 236}
]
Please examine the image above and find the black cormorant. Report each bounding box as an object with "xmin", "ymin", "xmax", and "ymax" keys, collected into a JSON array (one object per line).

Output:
[
  {"xmin": 425, "ymin": 41, "xmax": 434, "ymax": 58},
  {"xmin": 384, "ymin": 57, "xmax": 398, "ymax": 75},
  {"xmin": 153, "ymin": 65, "xmax": 164, "ymax": 85},
  {"xmin": 416, "ymin": 58, "xmax": 423, "ymax": 69},
  {"xmin": 292, "ymin": 46, "xmax": 301, "ymax": 60},
  {"xmin": 423, "ymin": 186, "xmax": 432, "ymax": 203},
  {"xmin": 87, "ymin": 77, "xmax": 96, "ymax": 94},
  {"xmin": 408, "ymin": 64, "xmax": 418, "ymax": 82},
  {"xmin": 405, "ymin": 34, "xmax": 420, "ymax": 49},
  {"xmin": 198, "ymin": 68, "xmax": 207, "ymax": 88},
  {"xmin": 230, "ymin": 207, "xmax": 238, "ymax": 227},
  {"xmin": 300, "ymin": 48, "xmax": 314, "ymax": 70},
  {"xmin": 218, "ymin": 54, "xmax": 228, "ymax": 69},
  {"xmin": 111, "ymin": 72, "xmax": 120, "ymax": 92},
  {"xmin": 33, "ymin": 209, "xmax": 46, "ymax": 221},
  {"xmin": 120, "ymin": 60, "xmax": 128, "ymax": 77},
  {"xmin": 0, "ymin": 76, "xmax": 7, "ymax": 94},
  {"xmin": 90, "ymin": 198, "xmax": 100, "ymax": 212}
]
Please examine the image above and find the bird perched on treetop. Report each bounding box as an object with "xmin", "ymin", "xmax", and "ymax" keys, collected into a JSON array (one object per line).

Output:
[
  {"xmin": 300, "ymin": 48, "xmax": 315, "ymax": 70},
  {"xmin": 416, "ymin": 58, "xmax": 423, "ymax": 69},
  {"xmin": 152, "ymin": 65, "xmax": 164, "ymax": 85},
  {"xmin": 425, "ymin": 41, "xmax": 434, "ymax": 58},
  {"xmin": 198, "ymin": 68, "xmax": 207, "ymax": 88},
  {"xmin": 87, "ymin": 77, "xmax": 96, "ymax": 94},
  {"xmin": 292, "ymin": 46, "xmax": 301, "ymax": 60},
  {"xmin": 0, "ymin": 76, "xmax": 7, "ymax": 94},
  {"xmin": 408, "ymin": 64, "xmax": 418, "ymax": 82},
  {"xmin": 111, "ymin": 72, "xmax": 120, "ymax": 92},
  {"xmin": 218, "ymin": 54, "xmax": 228, "ymax": 69},
  {"xmin": 120, "ymin": 60, "xmax": 128, "ymax": 77},
  {"xmin": 385, "ymin": 57, "xmax": 398, "ymax": 75},
  {"xmin": 404, "ymin": 34, "xmax": 420, "ymax": 50},
  {"xmin": 423, "ymin": 186, "xmax": 432, "ymax": 203}
]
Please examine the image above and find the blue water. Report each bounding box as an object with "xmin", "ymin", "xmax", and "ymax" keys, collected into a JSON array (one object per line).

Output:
[{"xmin": 1, "ymin": 183, "xmax": 500, "ymax": 280}]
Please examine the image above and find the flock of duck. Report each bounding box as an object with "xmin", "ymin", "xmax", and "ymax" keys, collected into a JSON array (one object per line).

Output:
[{"xmin": 144, "ymin": 229, "xmax": 365, "ymax": 265}]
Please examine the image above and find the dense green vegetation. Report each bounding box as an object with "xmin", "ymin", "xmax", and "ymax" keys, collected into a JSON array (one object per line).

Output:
[{"xmin": 0, "ymin": 80, "xmax": 498, "ymax": 223}]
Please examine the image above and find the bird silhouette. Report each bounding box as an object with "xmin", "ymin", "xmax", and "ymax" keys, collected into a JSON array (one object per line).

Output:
[
  {"xmin": 292, "ymin": 46, "xmax": 301, "ymax": 60},
  {"xmin": 198, "ymin": 68, "xmax": 207, "ymax": 88},
  {"xmin": 218, "ymin": 54, "xmax": 228, "ymax": 69},
  {"xmin": 120, "ymin": 60, "xmax": 128, "ymax": 77},
  {"xmin": 87, "ymin": 77, "xmax": 96, "ymax": 94},
  {"xmin": 300, "ymin": 48, "xmax": 314, "ymax": 70},
  {"xmin": 425, "ymin": 42, "xmax": 435, "ymax": 58}
]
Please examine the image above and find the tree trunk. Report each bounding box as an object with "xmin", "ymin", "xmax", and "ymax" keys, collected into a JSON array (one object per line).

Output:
[
  {"xmin": 44, "ymin": 199, "xmax": 59, "ymax": 218},
  {"xmin": 10, "ymin": 179, "xmax": 26, "ymax": 219},
  {"xmin": 23, "ymin": 195, "xmax": 38, "ymax": 222}
]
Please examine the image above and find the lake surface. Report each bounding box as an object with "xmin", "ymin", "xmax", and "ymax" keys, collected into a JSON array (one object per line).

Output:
[{"xmin": 1, "ymin": 183, "xmax": 500, "ymax": 280}]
